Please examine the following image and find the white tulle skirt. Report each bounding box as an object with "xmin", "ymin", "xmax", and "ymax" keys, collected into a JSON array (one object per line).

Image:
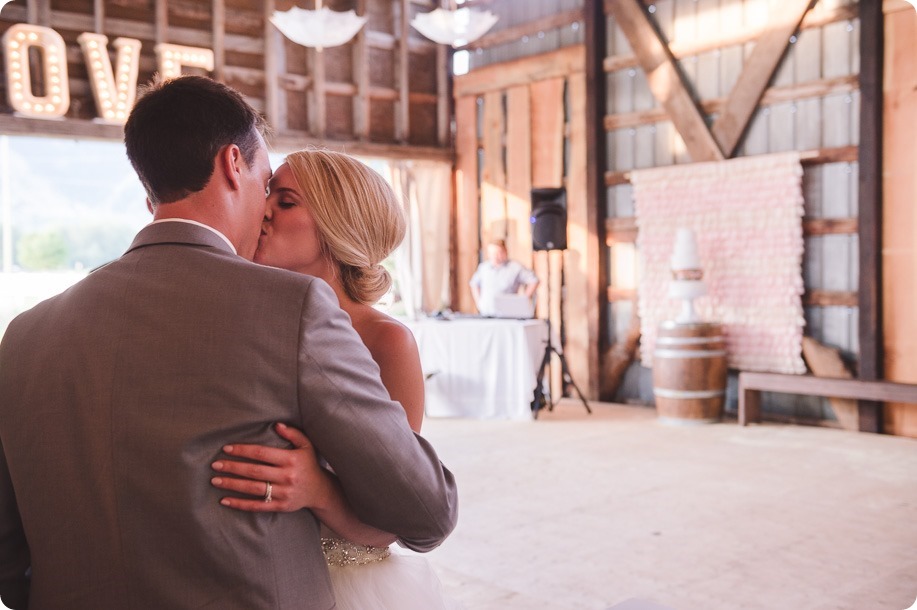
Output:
[{"xmin": 325, "ymin": 541, "xmax": 460, "ymax": 610}]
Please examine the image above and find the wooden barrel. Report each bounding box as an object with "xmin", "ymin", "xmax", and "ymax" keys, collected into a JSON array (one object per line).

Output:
[{"xmin": 652, "ymin": 322, "xmax": 727, "ymax": 424}]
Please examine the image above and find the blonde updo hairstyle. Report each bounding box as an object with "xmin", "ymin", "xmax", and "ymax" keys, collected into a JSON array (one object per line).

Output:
[{"xmin": 284, "ymin": 149, "xmax": 406, "ymax": 304}]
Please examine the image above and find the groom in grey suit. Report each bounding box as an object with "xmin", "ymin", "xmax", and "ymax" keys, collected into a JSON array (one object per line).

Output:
[{"xmin": 0, "ymin": 76, "xmax": 457, "ymax": 609}]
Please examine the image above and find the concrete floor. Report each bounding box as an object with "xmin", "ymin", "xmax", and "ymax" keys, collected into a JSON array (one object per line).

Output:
[{"xmin": 418, "ymin": 401, "xmax": 917, "ymax": 610}]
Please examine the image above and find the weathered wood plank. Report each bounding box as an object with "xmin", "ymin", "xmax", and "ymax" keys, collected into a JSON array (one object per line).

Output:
[
  {"xmin": 155, "ymin": 0, "xmax": 168, "ymax": 44},
  {"xmin": 529, "ymin": 78, "xmax": 566, "ymax": 189},
  {"xmin": 739, "ymin": 372, "xmax": 917, "ymax": 427},
  {"xmin": 505, "ymin": 85, "xmax": 533, "ymax": 269},
  {"xmin": 458, "ymin": 9, "xmax": 584, "ymax": 52},
  {"xmin": 802, "ymin": 335, "xmax": 859, "ymax": 431},
  {"xmin": 353, "ymin": 0, "xmax": 370, "ymax": 141},
  {"xmin": 93, "ymin": 0, "xmax": 104, "ymax": 34},
  {"xmin": 604, "ymin": 145, "xmax": 859, "ymax": 187},
  {"xmin": 858, "ymin": 0, "xmax": 884, "ymax": 433},
  {"xmin": 881, "ymin": 4, "xmax": 917, "ymax": 437},
  {"xmin": 453, "ymin": 46, "xmax": 585, "ymax": 98},
  {"xmin": 212, "ymin": 0, "xmax": 225, "ymax": 82},
  {"xmin": 607, "ymin": 0, "xmax": 723, "ymax": 162},
  {"xmin": 604, "ymin": 75, "xmax": 859, "ymax": 131},
  {"xmin": 480, "ymin": 91, "xmax": 507, "ymax": 244},
  {"xmin": 453, "ymin": 96, "xmax": 480, "ymax": 313},
  {"xmin": 436, "ymin": 44, "xmax": 449, "ymax": 145},
  {"xmin": 395, "ymin": 0, "xmax": 410, "ymax": 142},
  {"xmin": 566, "ymin": 71, "xmax": 597, "ymax": 398}
]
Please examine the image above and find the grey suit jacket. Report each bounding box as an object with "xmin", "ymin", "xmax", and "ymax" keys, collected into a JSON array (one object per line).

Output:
[{"xmin": 0, "ymin": 222, "xmax": 458, "ymax": 610}]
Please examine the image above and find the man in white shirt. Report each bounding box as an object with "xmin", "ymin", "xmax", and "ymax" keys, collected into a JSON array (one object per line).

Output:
[{"xmin": 469, "ymin": 239, "xmax": 540, "ymax": 316}]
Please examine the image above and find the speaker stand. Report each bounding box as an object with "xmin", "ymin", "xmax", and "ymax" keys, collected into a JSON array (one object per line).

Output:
[{"xmin": 531, "ymin": 250, "xmax": 592, "ymax": 418}]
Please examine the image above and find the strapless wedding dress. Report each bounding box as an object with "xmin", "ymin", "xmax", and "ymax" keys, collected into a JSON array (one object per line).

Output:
[{"xmin": 322, "ymin": 537, "xmax": 461, "ymax": 609}]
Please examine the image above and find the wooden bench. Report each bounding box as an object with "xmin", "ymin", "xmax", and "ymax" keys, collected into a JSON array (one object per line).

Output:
[{"xmin": 738, "ymin": 372, "xmax": 917, "ymax": 430}]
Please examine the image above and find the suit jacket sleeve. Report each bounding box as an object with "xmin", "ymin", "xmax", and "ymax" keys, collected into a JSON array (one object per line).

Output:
[
  {"xmin": 294, "ymin": 280, "xmax": 458, "ymax": 552},
  {"xmin": 0, "ymin": 430, "xmax": 30, "ymax": 610}
]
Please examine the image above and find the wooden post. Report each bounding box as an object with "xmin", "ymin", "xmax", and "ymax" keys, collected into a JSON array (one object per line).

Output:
[
  {"xmin": 263, "ymin": 0, "xmax": 280, "ymax": 131},
  {"xmin": 212, "ymin": 0, "xmax": 225, "ymax": 82},
  {"xmin": 352, "ymin": 0, "xmax": 369, "ymax": 141},
  {"xmin": 857, "ymin": 0, "xmax": 884, "ymax": 433},
  {"xmin": 395, "ymin": 0, "xmax": 411, "ymax": 142},
  {"xmin": 584, "ymin": 0, "xmax": 607, "ymax": 399},
  {"xmin": 155, "ymin": 0, "xmax": 168, "ymax": 45},
  {"xmin": 93, "ymin": 0, "xmax": 104, "ymax": 34},
  {"xmin": 453, "ymin": 95, "xmax": 480, "ymax": 313}
]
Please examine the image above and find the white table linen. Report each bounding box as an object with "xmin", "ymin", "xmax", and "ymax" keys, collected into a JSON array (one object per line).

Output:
[{"xmin": 405, "ymin": 317, "xmax": 548, "ymax": 421}]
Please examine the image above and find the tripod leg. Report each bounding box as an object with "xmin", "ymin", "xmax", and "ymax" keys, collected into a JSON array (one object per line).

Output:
[
  {"xmin": 531, "ymin": 344, "xmax": 551, "ymax": 418},
  {"xmin": 551, "ymin": 347, "xmax": 592, "ymax": 414}
]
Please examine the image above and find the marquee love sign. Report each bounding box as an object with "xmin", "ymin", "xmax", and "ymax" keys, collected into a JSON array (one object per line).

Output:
[{"xmin": 2, "ymin": 23, "xmax": 214, "ymax": 124}]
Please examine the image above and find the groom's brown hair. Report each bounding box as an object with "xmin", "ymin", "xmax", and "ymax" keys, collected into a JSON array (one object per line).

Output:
[{"xmin": 124, "ymin": 75, "xmax": 267, "ymax": 205}]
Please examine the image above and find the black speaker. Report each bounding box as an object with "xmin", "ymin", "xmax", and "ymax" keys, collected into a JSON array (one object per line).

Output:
[{"xmin": 531, "ymin": 187, "xmax": 567, "ymax": 251}]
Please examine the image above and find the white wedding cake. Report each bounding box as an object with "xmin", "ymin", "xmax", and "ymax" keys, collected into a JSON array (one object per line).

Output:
[{"xmin": 667, "ymin": 228, "xmax": 706, "ymax": 322}]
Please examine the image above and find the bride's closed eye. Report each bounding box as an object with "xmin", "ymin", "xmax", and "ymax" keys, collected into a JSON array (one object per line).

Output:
[{"xmin": 278, "ymin": 200, "xmax": 296, "ymax": 209}]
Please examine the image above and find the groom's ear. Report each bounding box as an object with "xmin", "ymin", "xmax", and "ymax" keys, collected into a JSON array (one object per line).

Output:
[{"xmin": 217, "ymin": 144, "xmax": 244, "ymax": 191}]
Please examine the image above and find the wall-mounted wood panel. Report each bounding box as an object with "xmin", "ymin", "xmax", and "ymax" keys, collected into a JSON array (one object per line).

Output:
[
  {"xmin": 0, "ymin": 0, "xmax": 451, "ymax": 158},
  {"xmin": 882, "ymin": 3, "xmax": 917, "ymax": 438}
]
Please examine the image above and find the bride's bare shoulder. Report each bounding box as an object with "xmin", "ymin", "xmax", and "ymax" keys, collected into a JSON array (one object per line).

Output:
[{"xmin": 355, "ymin": 309, "xmax": 417, "ymax": 361}]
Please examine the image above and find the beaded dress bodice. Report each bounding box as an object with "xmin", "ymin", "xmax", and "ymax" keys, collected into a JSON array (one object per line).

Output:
[{"xmin": 321, "ymin": 537, "xmax": 391, "ymax": 568}]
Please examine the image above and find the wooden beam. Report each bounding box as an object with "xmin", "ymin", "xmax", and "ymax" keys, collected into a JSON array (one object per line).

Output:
[
  {"xmin": 803, "ymin": 291, "xmax": 858, "ymax": 308},
  {"xmin": 803, "ymin": 218, "xmax": 858, "ymax": 236},
  {"xmin": 1, "ymin": 6, "xmax": 262, "ymax": 53},
  {"xmin": 566, "ymin": 71, "xmax": 597, "ymax": 398},
  {"xmin": 26, "ymin": 0, "xmax": 50, "ymax": 26},
  {"xmin": 155, "ymin": 0, "xmax": 168, "ymax": 44},
  {"xmin": 605, "ymin": 146, "xmax": 859, "ymax": 188},
  {"xmin": 712, "ymin": 0, "xmax": 816, "ymax": 158},
  {"xmin": 395, "ymin": 0, "xmax": 411, "ymax": 142},
  {"xmin": 436, "ymin": 44, "xmax": 450, "ymax": 146},
  {"xmin": 263, "ymin": 0, "xmax": 280, "ymax": 131},
  {"xmin": 584, "ymin": 0, "xmax": 607, "ymax": 400},
  {"xmin": 604, "ymin": 215, "xmax": 859, "ymax": 246},
  {"xmin": 93, "ymin": 0, "xmax": 104, "ymax": 34},
  {"xmin": 739, "ymin": 372, "xmax": 917, "ymax": 427},
  {"xmin": 453, "ymin": 46, "xmax": 585, "ymax": 98},
  {"xmin": 308, "ymin": 45, "xmax": 326, "ymax": 138},
  {"xmin": 605, "ymin": 75, "xmax": 858, "ymax": 132},
  {"xmin": 607, "ymin": 0, "xmax": 723, "ymax": 162},
  {"xmin": 0, "ymin": 115, "xmax": 123, "ymax": 140},
  {"xmin": 858, "ymin": 0, "xmax": 885, "ymax": 433},
  {"xmin": 603, "ymin": 5, "xmax": 857, "ymax": 74},
  {"xmin": 458, "ymin": 9, "xmax": 584, "ymax": 51},
  {"xmin": 269, "ymin": 131, "xmax": 452, "ymax": 161},
  {"xmin": 353, "ymin": 0, "xmax": 370, "ymax": 141}
]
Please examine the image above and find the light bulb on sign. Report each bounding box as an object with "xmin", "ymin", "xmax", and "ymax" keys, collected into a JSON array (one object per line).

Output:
[{"xmin": 2, "ymin": 24, "xmax": 70, "ymax": 118}]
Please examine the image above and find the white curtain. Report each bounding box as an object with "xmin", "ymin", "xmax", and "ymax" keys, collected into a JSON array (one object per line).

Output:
[{"xmin": 389, "ymin": 160, "xmax": 452, "ymax": 319}]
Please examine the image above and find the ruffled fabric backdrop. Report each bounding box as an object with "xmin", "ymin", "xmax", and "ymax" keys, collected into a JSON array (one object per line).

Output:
[{"xmin": 631, "ymin": 152, "xmax": 807, "ymax": 375}]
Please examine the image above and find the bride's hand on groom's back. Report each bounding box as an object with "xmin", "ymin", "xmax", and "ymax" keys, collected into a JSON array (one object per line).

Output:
[{"xmin": 210, "ymin": 423, "xmax": 335, "ymax": 513}]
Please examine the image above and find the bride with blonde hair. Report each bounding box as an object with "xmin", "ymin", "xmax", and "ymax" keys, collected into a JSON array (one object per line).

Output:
[{"xmin": 210, "ymin": 149, "xmax": 458, "ymax": 609}]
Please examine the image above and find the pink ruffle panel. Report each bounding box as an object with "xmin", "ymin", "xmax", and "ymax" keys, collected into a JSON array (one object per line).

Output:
[{"xmin": 631, "ymin": 152, "xmax": 807, "ymax": 375}]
